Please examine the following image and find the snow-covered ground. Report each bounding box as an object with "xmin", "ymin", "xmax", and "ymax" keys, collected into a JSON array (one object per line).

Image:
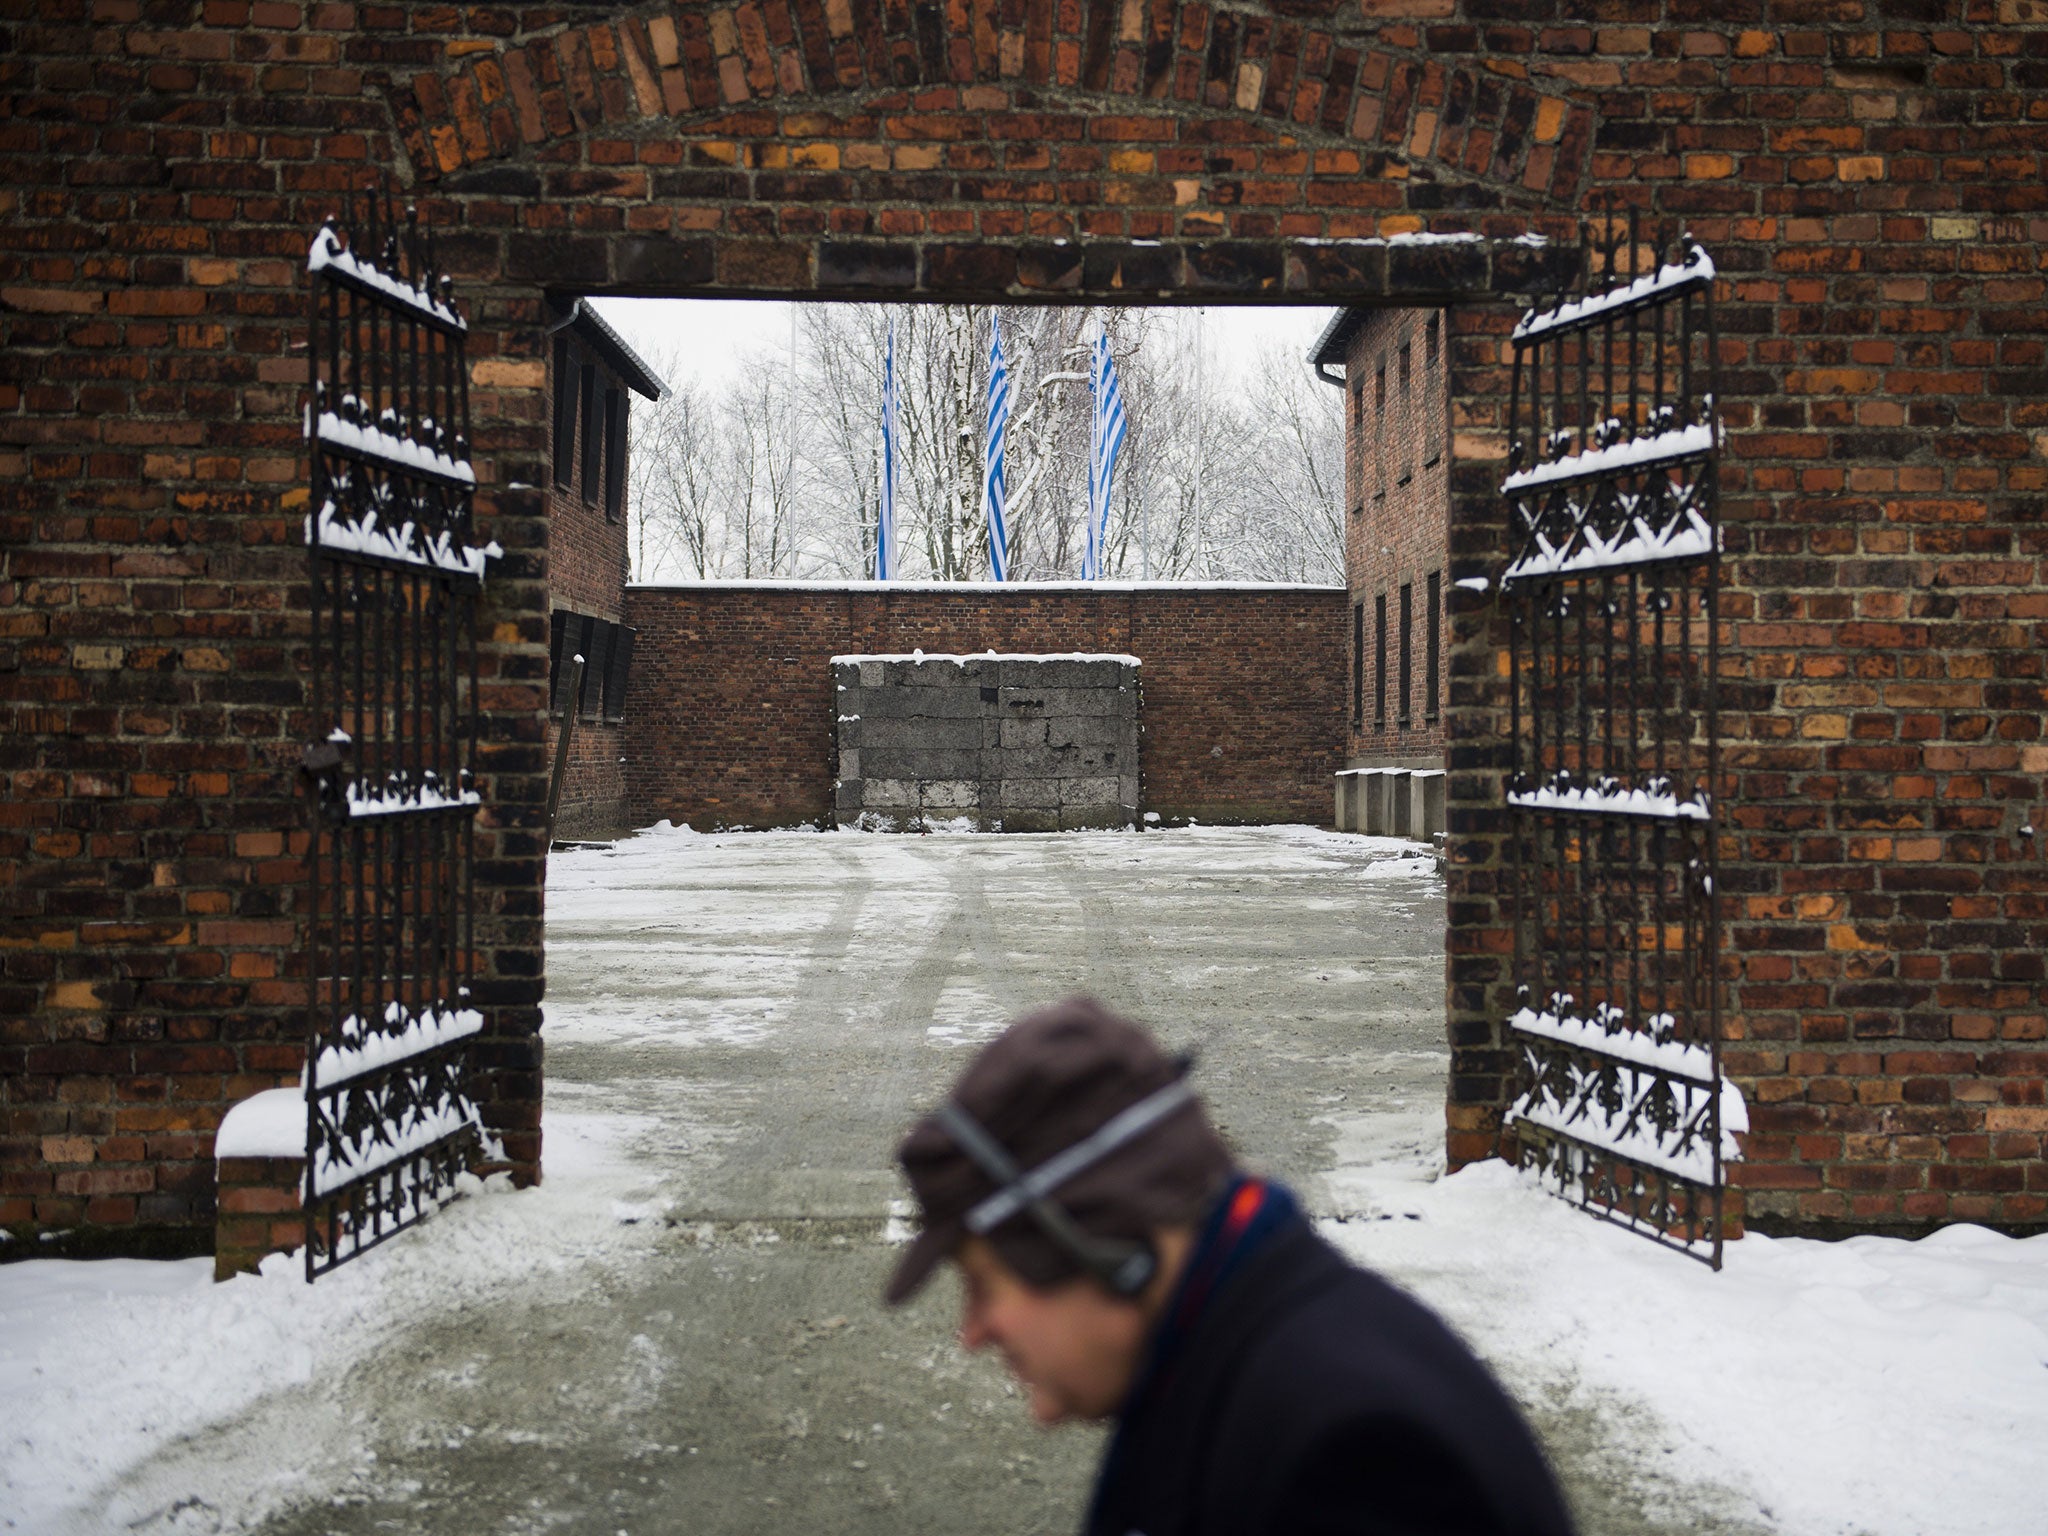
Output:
[
  {"xmin": 3, "ymin": 825, "xmax": 2044, "ymax": 1536},
  {"xmin": 1323, "ymin": 1116, "xmax": 2048, "ymax": 1536},
  {"xmin": 0, "ymin": 1109, "xmax": 676, "ymax": 1533}
]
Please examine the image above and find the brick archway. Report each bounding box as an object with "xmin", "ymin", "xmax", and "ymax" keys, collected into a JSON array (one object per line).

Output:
[{"xmin": 7, "ymin": 2, "xmax": 2044, "ymax": 1258}]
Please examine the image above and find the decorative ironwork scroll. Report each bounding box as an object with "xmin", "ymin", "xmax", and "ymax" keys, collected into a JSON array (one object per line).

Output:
[
  {"xmin": 1500, "ymin": 215, "xmax": 1737, "ymax": 1267},
  {"xmin": 299, "ymin": 191, "xmax": 498, "ymax": 1278}
]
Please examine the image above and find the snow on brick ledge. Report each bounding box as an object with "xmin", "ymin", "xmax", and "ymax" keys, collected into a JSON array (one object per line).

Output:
[{"xmin": 214, "ymin": 1088, "xmax": 306, "ymax": 1162}]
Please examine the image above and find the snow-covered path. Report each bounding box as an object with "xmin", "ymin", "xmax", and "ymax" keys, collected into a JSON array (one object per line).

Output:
[{"xmin": 3, "ymin": 826, "xmax": 2043, "ymax": 1536}]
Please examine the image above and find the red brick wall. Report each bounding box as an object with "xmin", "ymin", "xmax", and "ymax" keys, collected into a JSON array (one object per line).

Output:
[
  {"xmin": 8, "ymin": 0, "xmax": 2046, "ymax": 1251},
  {"xmin": 621, "ymin": 584, "xmax": 1347, "ymax": 829},
  {"xmin": 1343, "ymin": 309, "xmax": 1450, "ymax": 763},
  {"xmin": 543, "ymin": 341, "xmax": 635, "ymax": 842}
]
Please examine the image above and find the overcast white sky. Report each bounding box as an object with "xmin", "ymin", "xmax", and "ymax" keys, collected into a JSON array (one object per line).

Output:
[{"xmin": 587, "ymin": 297, "xmax": 1339, "ymax": 400}]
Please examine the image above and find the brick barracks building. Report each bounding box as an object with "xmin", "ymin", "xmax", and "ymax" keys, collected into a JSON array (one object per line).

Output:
[{"xmin": 3, "ymin": 1, "xmax": 2043, "ymax": 1264}]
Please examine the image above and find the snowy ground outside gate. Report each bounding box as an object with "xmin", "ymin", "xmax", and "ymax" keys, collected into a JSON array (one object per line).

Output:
[{"xmin": 2, "ymin": 825, "xmax": 2044, "ymax": 1536}]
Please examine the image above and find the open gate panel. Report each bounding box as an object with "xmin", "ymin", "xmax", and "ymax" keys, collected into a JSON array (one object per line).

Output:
[
  {"xmin": 1499, "ymin": 215, "xmax": 1733, "ymax": 1267},
  {"xmin": 300, "ymin": 193, "xmax": 495, "ymax": 1279}
]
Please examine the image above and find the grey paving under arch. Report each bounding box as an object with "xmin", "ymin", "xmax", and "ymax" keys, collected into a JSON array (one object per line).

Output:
[{"xmin": 73, "ymin": 827, "xmax": 1766, "ymax": 1536}]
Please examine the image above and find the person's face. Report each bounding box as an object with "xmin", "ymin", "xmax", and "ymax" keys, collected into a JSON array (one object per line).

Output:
[{"xmin": 953, "ymin": 1236, "xmax": 1150, "ymax": 1425}]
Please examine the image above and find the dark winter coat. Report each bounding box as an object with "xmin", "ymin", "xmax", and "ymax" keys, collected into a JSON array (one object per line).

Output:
[{"xmin": 1085, "ymin": 1209, "xmax": 1575, "ymax": 1536}]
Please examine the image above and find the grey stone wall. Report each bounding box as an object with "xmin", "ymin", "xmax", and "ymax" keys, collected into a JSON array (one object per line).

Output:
[{"xmin": 833, "ymin": 654, "xmax": 1140, "ymax": 832}]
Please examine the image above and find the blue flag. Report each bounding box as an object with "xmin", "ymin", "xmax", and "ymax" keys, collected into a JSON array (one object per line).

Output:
[
  {"xmin": 877, "ymin": 318, "xmax": 898, "ymax": 581},
  {"xmin": 1083, "ymin": 329, "xmax": 1127, "ymax": 581},
  {"xmin": 984, "ymin": 314, "xmax": 1013, "ymax": 582}
]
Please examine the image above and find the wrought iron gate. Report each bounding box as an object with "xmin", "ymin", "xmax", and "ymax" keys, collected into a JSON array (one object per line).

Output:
[
  {"xmin": 299, "ymin": 192, "xmax": 496, "ymax": 1278},
  {"xmin": 1500, "ymin": 216, "xmax": 1735, "ymax": 1266}
]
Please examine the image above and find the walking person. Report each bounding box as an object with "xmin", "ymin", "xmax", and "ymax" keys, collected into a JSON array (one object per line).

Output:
[{"xmin": 885, "ymin": 996, "xmax": 1575, "ymax": 1536}]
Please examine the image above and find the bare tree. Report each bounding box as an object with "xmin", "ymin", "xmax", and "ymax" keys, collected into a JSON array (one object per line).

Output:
[
  {"xmin": 627, "ymin": 364, "xmax": 716, "ymax": 581},
  {"xmin": 624, "ymin": 304, "xmax": 1344, "ymax": 585}
]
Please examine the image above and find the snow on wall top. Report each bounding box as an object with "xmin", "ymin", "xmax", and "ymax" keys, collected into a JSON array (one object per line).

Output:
[
  {"xmin": 833, "ymin": 651, "xmax": 1140, "ymax": 666},
  {"xmin": 213, "ymin": 1087, "xmax": 305, "ymax": 1161},
  {"xmin": 628, "ymin": 578, "xmax": 1343, "ymax": 593}
]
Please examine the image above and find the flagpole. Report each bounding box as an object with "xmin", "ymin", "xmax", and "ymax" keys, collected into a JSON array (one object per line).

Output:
[{"xmin": 1194, "ymin": 307, "xmax": 1206, "ymax": 579}]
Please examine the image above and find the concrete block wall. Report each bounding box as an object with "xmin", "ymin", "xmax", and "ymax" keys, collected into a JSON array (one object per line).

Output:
[{"xmin": 834, "ymin": 654, "xmax": 1140, "ymax": 832}]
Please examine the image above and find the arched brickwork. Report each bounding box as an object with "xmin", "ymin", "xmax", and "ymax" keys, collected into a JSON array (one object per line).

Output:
[{"xmin": 4, "ymin": 1, "xmax": 2044, "ymax": 1257}]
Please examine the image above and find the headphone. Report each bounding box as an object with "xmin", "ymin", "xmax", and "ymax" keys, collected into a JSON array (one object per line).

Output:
[{"xmin": 935, "ymin": 1063, "xmax": 1195, "ymax": 1299}]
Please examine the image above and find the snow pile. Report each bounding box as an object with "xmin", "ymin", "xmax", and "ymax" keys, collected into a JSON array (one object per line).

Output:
[
  {"xmin": 1506, "ymin": 778, "xmax": 1710, "ymax": 820},
  {"xmin": 313, "ymin": 1000, "xmax": 484, "ymax": 1088},
  {"xmin": 307, "ymin": 224, "xmax": 465, "ymax": 331},
  {"xmin": 312, "ymin": 409, "xmax": 475, "ymax": 485},
  {"xmin": 1356, "ymin": 854, "xmax": 1438, "ymax": 880},
  {"xmin": 311, "ymin": 1088, "xmax": 480, "ymax": 1198},
  {"xmin": 1504, "ymin": 1052, "xmax": 1745, "ymax": 1185},
  {"xmin": 1502, "ymin": 421, "xmax": 1715, "ymax": 496},
  {"xmin": 213, "ymin": 1087, "xmax": 305, "ymax": 1160},
  {"xmin": 1507, "ymin": 1002, "xmax": 1711, "ymax": 1081},
  {"xmin": 306, "ymin": 498, "xmax": 500, "ymax": 582},
  {"xmin": 1512, "ymin": 243, "xmax": 1716, "ymax": 342},
  {"xmin": 1503, "ymin": 505, "xmax": 1714, "ymax": 582},
  {"xmin": 341, "ymin": 770, "xmax": 483, "ymax": 819},
  {"xmin": 1323, "ymin": 1146, "xmax": 2048, "ymax": 1536}
]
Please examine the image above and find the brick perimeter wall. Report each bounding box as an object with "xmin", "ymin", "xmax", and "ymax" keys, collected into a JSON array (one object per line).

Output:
[{"xmin": 621, "ymin": 585, "xmax": 1347, "ymax": 829}]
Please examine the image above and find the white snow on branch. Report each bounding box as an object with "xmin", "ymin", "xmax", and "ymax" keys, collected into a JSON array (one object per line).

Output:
[
  {"xmin": 307, "ymin": 225, "xmax": 466, "ymax": 331},
  {"xmin": 314, "ymin": 1001, "xmax": 485, "ymax": 1089},
  {"xmin": 1507, "ymin": 1055, "xmax": 1746, "ymax": 1186},
  {"xmin": 1507, "ymin": 780, "xmax": 1710, "ymax": 820},
  {"xmin": 1502, "ymin": 421, "xmax": 1715, "ymax": 495},
  {"xmin": 306, "ymin": 499, "xmax": 500, "ymax": 582},
  {"xmin": 1453, "ymin": 576, "xmax": 1491, "ymax": 592},
  {"xmin": 1513, "ymin": 243, "xmax": 1717, "ymax": 341},
  {"xmin": 832, "ymin": 650, "xmax": 1140, "ymax": 666},
  {"xmin": 1509, "ymin": 1004, "xmax": 1714, "ymax": 1083},
  {"xmin": 343, "ymin": 775, "xmax": 482, "ymax": 819},
  {"xmin": 312, "ymin": 410, "xmax": 475, "ymax": 485}
]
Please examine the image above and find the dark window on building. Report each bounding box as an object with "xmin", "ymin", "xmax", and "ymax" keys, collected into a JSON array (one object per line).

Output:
[
  {"xmin": 1374, "ymin": 593, "xmax": 1388, "ymax": 729},
  {"xmin": 579, "ymin": 363, "xmax": 599, "ymax": 502},
  {"xmin": 549, "ymin": 609, "xmax": 636, "ymax": 723},
  {"xmin": 1398, "ymin": 582, "xmax": 1413, "ymax": 728},
  {"xmin": 1351, "ymin": 601, "xmax": 1365, "ymax": 725},
  {"xmin": 552, "ymin": 339, "xmax": 575, "ymax": 489},
  {"xmin": 1373, "ymin": 364, "xmax": 1388, "ymax": 496},
  {"xmin": 1397, "ymin": 342, "xmax": 1414, "ymax": 484},
  {"xmin": 1424, "ymin": 316, "xmax": 1443, "ymax": 469},
  {"xmin": 603, "ymin": 387, "xmax": 624, "ymax": 522},
  {"xmin": 548, "ymin": 608, "xmax": 570, "ymax": 711},
  {"xmin": 582, "ymin": 618, "xmax": 612, "ymax": 719},
  {"xmin": 1425, "ymin": 571, "xmax": 1441, "ymax": 723},
  {"xmin": 603, "ymin": 625, "xmax": 636, "ymax": 722}
]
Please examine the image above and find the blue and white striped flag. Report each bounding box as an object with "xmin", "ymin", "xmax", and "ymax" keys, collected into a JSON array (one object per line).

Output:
[
  {"xmin": 877, "ymin": 318, "xmax": 898, "ymax": 581},
  {"xmin": 983, "ymin": 313, "xmax": 1013, "ymax": 582},
  {"xmin": 1083, "ymin": 328, "xmax": 1127, "ymax": 581}
]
